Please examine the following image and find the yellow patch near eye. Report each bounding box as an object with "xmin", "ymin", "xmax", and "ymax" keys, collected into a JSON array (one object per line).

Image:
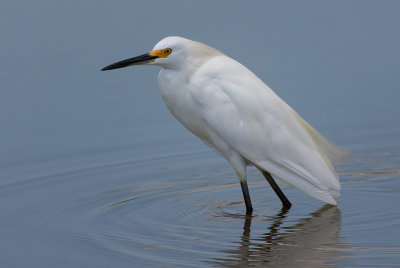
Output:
[{"xmin": 149, "ymin": 48, "xmax": 172, "ymax": 58}]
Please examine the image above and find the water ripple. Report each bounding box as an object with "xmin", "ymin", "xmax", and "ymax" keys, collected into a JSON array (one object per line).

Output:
[{"xmin": 1, "ymin": 150, "xmax": 399, "ymax": 267}]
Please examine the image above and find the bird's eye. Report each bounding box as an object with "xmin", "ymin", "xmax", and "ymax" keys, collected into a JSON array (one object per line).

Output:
[{"xmin": 164, "ymin": 48, "xmax": 172, "ymax": 55}]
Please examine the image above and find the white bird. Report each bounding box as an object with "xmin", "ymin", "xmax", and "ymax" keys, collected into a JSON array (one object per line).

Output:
[{"xmin": 102, "ymin": 36, "xmax": 345, "ymax": 214}]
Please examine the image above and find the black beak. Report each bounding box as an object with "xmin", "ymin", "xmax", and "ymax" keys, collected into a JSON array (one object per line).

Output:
[{"xmin": 101, "ymin": 53, "xmax": 158, "ymax": 71}]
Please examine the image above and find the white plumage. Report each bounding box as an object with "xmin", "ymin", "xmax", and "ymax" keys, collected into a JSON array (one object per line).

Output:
[{"xmin": 102, "ymin": 36, "xmax": 345, "ymax": 212}]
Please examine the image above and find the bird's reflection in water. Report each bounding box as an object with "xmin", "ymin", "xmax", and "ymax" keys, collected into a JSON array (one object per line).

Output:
[{"xmin": 213, "ymin": 205, "xmax": 342, "ymax": 267}]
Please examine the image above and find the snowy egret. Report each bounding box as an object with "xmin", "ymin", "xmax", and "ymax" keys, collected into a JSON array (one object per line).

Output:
[{"xmin": 102, "ymin": 36, "xmax": 344, "ymax": 214}]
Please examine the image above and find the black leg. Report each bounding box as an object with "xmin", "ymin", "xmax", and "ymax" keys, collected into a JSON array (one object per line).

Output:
[
  {"xmin": 240, "ymin": 180, "xmax": 253, "ymax": 214},
  {"xmin": 257, "ymin": 168, "xmax": 292, "ymax": 209}
]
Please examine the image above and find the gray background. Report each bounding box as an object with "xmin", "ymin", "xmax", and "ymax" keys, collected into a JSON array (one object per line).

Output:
[
  {"xmin": 0, "ymin": 1, "xmax": 399, "ymax": 267},
  {"xmin": 1, "ymin": 1, "xmax": 399, "ymax": 180}
]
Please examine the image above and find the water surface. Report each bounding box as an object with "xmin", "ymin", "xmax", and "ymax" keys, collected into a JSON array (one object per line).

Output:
[{"xmin": 1, "ymin": 120, "xmax": 399, "ymax": 267}]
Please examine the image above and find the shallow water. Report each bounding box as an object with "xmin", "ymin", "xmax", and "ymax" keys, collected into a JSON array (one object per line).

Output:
[{"xmin": 1, "ymin": 118, "xmax": 399, "ymax": 267}]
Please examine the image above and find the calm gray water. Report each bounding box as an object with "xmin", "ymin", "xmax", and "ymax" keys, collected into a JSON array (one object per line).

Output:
[{"xmin": 1, "ymin": 1, "xmax": 400, "ymax": 267}]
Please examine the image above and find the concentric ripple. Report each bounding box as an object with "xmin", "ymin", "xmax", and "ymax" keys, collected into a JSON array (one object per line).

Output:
[{"xmin": 1, "ymin": 149, "xmax": 400, "ymax": 267}]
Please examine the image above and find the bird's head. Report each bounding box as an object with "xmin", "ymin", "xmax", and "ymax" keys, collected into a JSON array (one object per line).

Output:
[{"xmin": 101, "ymin": 36, "xmax": 222, "ymax": 71}]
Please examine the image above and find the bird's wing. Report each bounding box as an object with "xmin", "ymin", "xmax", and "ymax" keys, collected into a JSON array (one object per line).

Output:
[{"xmin": 190, "ymin": 56, "xmax": 342, "ymax": 204}]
